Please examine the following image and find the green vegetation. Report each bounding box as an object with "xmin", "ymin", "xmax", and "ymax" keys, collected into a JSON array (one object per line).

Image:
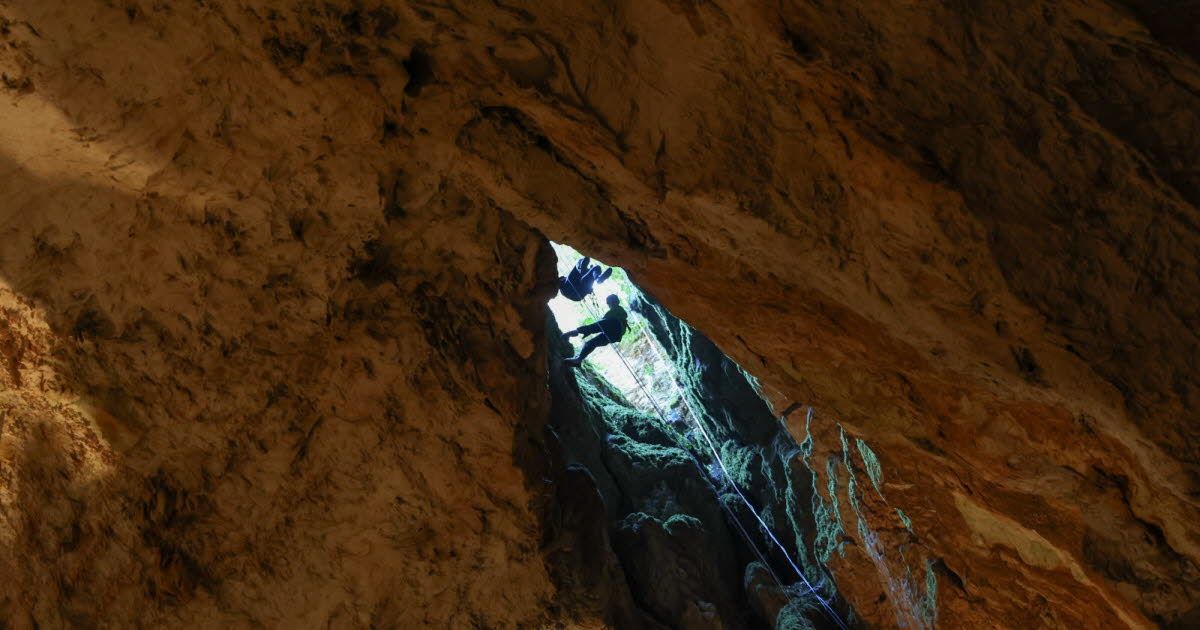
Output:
[
  {"xmin": 775, "ymin": 598, "xmax": 819, "ymax": 630},
  {"xmin": 921, "ymin": 559, "xmax": 939, "ymax": 626},
  {"xmin": 856, "ymin": 438, "xmax": 884, "ymax": 496},
  {"xmin": 550, "ymin": 242, "xmax": 935, "ymax": 629},
  {"xmin": 664, "ymin": 513, "xmax": 704, "ymax": 533},
  {"xmin": 718, "ymin": 441, "xmax": 758, "ymax": 488}
]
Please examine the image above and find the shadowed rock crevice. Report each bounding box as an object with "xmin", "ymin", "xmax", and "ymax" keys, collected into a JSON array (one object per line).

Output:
[{"xmin": 541, "ymin": 279, "xmax": 930, "ymax": 628}]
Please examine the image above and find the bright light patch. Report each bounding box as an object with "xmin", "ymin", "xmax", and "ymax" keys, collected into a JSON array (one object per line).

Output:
[
  {"xmin": 547, "ymin": 242, "xmax": 661, "ymax": 410},
  {"xmin": 547, "ymin": 245, "xmax": 932, "ymax": 629}
]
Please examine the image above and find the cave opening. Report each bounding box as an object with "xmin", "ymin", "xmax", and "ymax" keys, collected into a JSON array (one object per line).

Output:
[
  {"xmin": 543, "ymin": 242, "xmax": 857, "ymax": 629},
  {"xmin": 546, "ymin": 242, "xmax": 680, "ymax": 417}
]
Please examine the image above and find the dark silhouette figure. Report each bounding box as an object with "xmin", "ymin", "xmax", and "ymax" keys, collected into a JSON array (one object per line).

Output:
[
  {"xmin": 559, "ymin": 256, "xmax": 613, "ymax": 301},
  {"xmin": 563, "ymin": 294, "xmax": 628, "ymax": 367}
]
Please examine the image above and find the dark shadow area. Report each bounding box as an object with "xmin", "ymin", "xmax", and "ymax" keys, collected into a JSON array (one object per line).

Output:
[
  {"xmin": 538, "ymin": 245, "xmax": 865, "ymax": 629},
  {"xmin": 0, "ymin": 149, "xmax": 564, "ymax": 625}
]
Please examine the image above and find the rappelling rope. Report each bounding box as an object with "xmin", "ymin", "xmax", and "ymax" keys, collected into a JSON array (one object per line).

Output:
[
  {"xmin": 573, "ymin": 292, "xmax": 791, "ymax": 594},
  {"xmin": 562, "ymin": 270, "xmax": 849, "ymax": 630},
  {"xmin": 568, "ymin": 289, "xmax": 788, "ymax": 588}
]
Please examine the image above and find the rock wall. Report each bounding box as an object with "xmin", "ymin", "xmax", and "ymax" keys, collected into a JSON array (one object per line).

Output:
[
  {"xmin": 0, "ymin": 3, "xmax": 560, "ymax": 625},
  {"xmin": 545, "ymin": 313, "xmax": 751, "ymax": 629},
  {"xmin": 0, "ymin": 0, "xmax": 1197, "ymax": 627}
]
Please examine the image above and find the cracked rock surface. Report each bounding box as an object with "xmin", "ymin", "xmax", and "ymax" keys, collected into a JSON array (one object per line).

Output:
[{"xmin": 0, "ymin": 1, "xmax": 1198, "ymax": 627}]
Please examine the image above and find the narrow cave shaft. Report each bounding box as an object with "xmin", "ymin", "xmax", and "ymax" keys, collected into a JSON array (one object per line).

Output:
[
  {"xmin": 2, "ymin": 2, "xmax": 1197, "ymax": 627},
  {"xmin": 545, "ymin": 245, "xmax": 935, "ymax": 629}
]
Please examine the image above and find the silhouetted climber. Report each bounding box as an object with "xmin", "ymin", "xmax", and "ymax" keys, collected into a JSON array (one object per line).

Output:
[
  {"xmin": 562, "ymin": 294, "xmax": 627, "ymax": 367},
  {"xmin": 559, "ymin": 256, "xmax": 613, "ymax": 302}
]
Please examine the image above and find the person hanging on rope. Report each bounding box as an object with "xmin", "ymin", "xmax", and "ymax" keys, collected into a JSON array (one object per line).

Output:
[
  {"xmin": 558, "ymin": 256, "xmax": 613, "ymax": 302},
  {"xmin": 562, "ymin": 294, "xmax": 627, "ymax": 367}
]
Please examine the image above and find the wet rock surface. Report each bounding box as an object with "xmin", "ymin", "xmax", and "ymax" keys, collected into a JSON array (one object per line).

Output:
[{"xmin": 0, "ymin": 0, "xmax": 1197, "ymax": 627}]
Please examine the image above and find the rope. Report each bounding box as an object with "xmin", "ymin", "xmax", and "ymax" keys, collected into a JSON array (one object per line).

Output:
[{"xmin": 561, "ymin": 267, "xmax": 848, "ymax": 630}]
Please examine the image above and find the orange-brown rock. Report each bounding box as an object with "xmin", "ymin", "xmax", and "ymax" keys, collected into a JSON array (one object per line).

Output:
[{"xmin": 0, "ymin": 1, "xmax": 1196, "ymax": 627}]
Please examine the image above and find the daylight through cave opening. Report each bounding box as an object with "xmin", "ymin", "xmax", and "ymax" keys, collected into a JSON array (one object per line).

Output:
[
  {"xmin": 546, "ymin": 242, "xmax": 688, "ymax": 419},
  {"xmin": 543, "ymin": 242, "xmax": 854, "ymax": 629},
  {"xmin": 541, "ymin": 242, "xmax": 940, "ymax": 629}
]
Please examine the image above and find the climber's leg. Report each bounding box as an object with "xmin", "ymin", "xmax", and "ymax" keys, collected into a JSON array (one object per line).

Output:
[
  {"xmin": 563, "ymin": 321, "xmax": 602, "ymax": 340},
  {"xmin": 559, "ymin": 276, "xmax": 583, "ymax": 301},
  {"xmin": 563, "ymin": 332, "xmax": 615, "ymax": 368},
  {"xmin": 577, "ymin": 275, "xmax": 596, "ymax": 297},
  {"xmin": 563, "ymin": 262, "xmax": 596, "ymax": 301}
]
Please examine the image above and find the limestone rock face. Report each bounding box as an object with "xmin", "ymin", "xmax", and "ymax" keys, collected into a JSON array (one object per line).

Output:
[{"xmin": 0, "ymin": 1, "xmax": 1197, "ymax": 628}]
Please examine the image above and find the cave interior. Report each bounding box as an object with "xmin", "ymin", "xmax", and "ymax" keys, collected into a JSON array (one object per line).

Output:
[{"xmin": 541, "ymin": 243, "xmax": 936, "ymax": 629}]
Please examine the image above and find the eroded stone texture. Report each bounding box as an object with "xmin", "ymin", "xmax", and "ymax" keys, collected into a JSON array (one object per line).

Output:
[{"xmin": 0, "ymin": 0, "xmax": 1197, "ymax": 628}]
